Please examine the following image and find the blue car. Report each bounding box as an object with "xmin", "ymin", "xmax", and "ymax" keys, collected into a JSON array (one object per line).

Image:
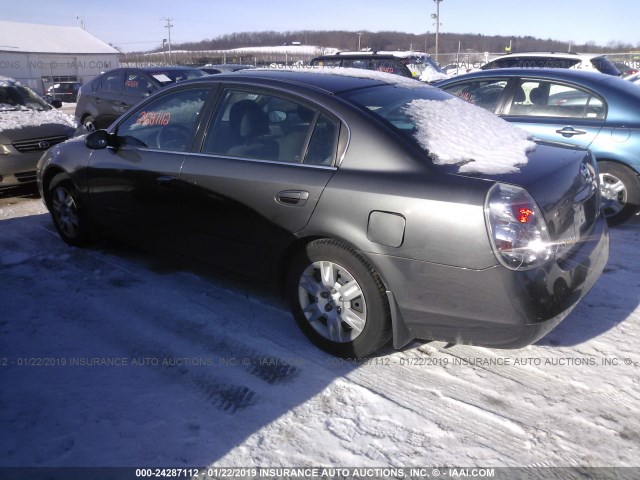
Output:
[{"xmin": 435, "ymin": 68, "xmax": 640, "ymax": 225}]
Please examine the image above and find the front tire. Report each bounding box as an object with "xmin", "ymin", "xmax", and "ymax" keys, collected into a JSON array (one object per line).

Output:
[
  {"xmin": 82, "ymin": 115, "xmax": 96, "ymax": 132},
  {"xmin": 598, "ymin": 161, "xmax": 640, "ymax": 226},
  {"xmin": 286, "ymin": 239, "xmax": 392, "ymax": 358},
  {"xmin": 47, "ymin": 174, "xmax": 92, "ymax": 247}
]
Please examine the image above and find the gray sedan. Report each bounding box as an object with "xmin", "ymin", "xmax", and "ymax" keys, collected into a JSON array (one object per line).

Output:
[{"xmin": 37, "ymin": 69, "xmax": 609, "ymax": 357}]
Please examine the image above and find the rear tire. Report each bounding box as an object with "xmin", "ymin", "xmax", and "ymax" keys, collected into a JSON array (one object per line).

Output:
[
  {"xmin": 598, "ymin": 161, "xmax": 640, "ymax": 226},
  {"xmin": 286, "ymin": 239, "xmax": 392, "ymax": 358},
  {"xmin": 47, "ymin": 174, "xmax": 92, "ymax": 247}
]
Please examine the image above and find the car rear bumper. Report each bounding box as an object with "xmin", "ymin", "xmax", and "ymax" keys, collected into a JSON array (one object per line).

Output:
[{"xmin": 370, "ymin": 213, "xmax": 609, "ymax": 349}]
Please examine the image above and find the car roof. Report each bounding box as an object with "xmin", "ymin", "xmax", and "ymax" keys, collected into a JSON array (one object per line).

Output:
[
  {"xmin": 490, "ymin": 52, "xmax": 604, "ymax": 60},
  {"xmin": 183, "ymin": 68, "xmax": 393, "ymax": 94},
  {"xmin": 435, "ymin": 67, "xmax": 615, "ymax": 86}
]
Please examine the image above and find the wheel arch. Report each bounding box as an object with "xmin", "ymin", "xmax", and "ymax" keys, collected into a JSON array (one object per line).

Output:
[
  {"xmin": 275, "ymin": 233, "xmax": 413, "ymax": 350},
  {"xmin": 41, "ymin": 167, "xmax": 73, "ymax": 208}
]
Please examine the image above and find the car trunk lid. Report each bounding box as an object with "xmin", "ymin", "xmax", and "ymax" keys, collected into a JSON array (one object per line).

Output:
[{"xmin": 451, "ymin": 141, "xmax": 600, "ymax": 255}]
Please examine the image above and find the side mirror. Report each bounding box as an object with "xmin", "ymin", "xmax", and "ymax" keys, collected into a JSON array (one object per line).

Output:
[
  {"xmin": 50, "ymin": 99, "xmax": 63, "ymax": 109},
  {"xmin": 85, "ymin": 130, "xmax": 113, "ymax": 150}
]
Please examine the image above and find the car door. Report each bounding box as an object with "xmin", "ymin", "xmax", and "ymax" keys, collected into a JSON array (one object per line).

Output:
[
  {"xmin": 177, "ymin": 87, "xmax": 341, "ymax": 280},
  {"xmin": 86, "ymin": 86, "xmax": 213, "ymax": 250},
  {"xmin": 91, "ymin": 69, "xmax": 128, "ymax": 129},
  {"xmin": 499, "ymin": 77, "xmax": 606, "ymax": 149}
]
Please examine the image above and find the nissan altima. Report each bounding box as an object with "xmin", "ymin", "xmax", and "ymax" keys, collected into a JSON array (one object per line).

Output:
[{"xmin": 37, "ymin": 69, "xmax": 609, "ymax": 357}]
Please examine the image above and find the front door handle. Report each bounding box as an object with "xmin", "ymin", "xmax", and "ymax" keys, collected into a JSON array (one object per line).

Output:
[
  {"xmin": 556, "ymin": 127, "xmax": 587, "ymax": 137},
  {"xmin": 276, "ymin": 190, "xmax": 309, "ymax": 206}
]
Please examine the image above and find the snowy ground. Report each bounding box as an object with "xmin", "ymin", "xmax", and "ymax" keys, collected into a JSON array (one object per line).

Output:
[{"xmin": 0, "ymin": 189, "xmax": 639, "ymax": 471}]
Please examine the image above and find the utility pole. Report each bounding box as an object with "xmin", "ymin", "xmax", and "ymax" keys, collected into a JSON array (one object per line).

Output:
[
  {"xmin": 161, "ymin": 17, "xmax": 173, "ymax": 64},
  {"xmin": 432, "ymin": 0, "xmax": 443, "ymax": 63}
]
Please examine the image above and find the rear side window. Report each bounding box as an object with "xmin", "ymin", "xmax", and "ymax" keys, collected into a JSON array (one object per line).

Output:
[
  {"xmin": 305, "ymin": 114, "xmax": 340, "ymax": 166},
  {"xmin": 99, "ymin": 71, "xmax": 124, "ymax": 94}
]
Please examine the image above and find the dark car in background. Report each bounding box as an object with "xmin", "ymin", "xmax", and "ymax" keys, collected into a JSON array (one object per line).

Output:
[
  {"xmin": 612, "ymin": 61, "xmax": 638, "ymax": 78},
  {"xmin": 1, "ymin": 76, "xmax": 76, "ymax": 189},
  {"xmin": 479, "ymin": 52, "xmax": 621, "ymax": 76},
  {"xmin": 200, "ymin": 64, "xmax": 254, "ymax": 75},
  {"xmin": 46, "ymin": 81, "xmax": 82, "ymax": 103},
  {"xmin": 310, "ymin": 51, "xmax": 447, "ymax": 82},
  {"xmin": 38, "ymin": 69, "xmax": 608, "ymax": 357},
  {"xmin": 435, "ymin": 68, "xmax": 640, "ymax": 224},
  {"xmin": 75, "ymin": 66, "xmax": 206, "ymax": 131}
]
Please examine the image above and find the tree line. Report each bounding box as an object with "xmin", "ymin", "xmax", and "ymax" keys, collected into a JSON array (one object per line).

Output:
[{"xmin": 161, "ymin": 30, "xmax": 637, "ymax": 54}]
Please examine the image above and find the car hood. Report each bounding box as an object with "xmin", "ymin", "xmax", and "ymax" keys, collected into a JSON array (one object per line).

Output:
[{"xmin": 0, "ymin": 109, "xmax": 77, "ymax": 143}]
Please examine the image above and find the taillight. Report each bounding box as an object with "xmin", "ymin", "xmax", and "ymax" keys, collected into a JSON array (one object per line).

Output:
[{"xmin": 485, "ymin": 183, "xmax": 556, "ymax": 270}]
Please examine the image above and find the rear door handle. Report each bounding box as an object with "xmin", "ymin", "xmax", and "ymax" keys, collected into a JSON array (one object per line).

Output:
[
  {"xmin": 556, "ymin": 127, "xmax": 587, "ymax": 137},
  {"xmin": 276, "ymin": 190, "xmax": 309, "ymax": 206}
]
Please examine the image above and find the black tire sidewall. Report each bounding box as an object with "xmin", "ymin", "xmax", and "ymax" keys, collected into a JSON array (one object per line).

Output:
[
  {"xmin": 287, "ymin": 240, "xmax": 391, "ymax": 358},
  {"xmin": 599, "ymin": 161, "xmax": 640, "ymax": 226}
]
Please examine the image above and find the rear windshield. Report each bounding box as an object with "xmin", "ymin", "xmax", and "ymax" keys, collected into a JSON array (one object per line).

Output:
[
  {"xmin": 340, "ymin": 84, "xmax": 449, "ymax": 133},
  {"xmin": 590, "ymin": 57, "xmax": 621, "ymax": 76},
  {"xmin": 340, "ymin": 84, "xmax": 534, "ymax": 174},
  {"xmin": 147, "ymin": 69, "xmax": 206, "ymax": 86},
  {"xmin": 482, "ymin": 57, "xmax": 581, "ymax": 70}
]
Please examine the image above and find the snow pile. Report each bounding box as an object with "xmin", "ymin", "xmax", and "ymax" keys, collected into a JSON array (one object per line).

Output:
[
  {"xmin": 405, "ymin": 97, "xmax": 536, "ymax": 174},
  {"xmin": 0, "ymin": 109, "xmax": 77, "ymax": 132},
  {"xmin": 419, "ymin": 67, "xmax": 449, "ymax": 82}
]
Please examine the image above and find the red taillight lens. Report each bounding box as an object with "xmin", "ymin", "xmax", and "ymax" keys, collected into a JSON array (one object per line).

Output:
[{"xmin": 514, "ymin": 206, "xmax": 535, "ymax": 223}]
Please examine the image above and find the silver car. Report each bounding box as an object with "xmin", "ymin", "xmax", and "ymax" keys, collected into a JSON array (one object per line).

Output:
[
  {"xmin": 37, "ymin": 69, "xmax": 609, "ymax": 357},
  {"xmin": 1, "ymin": 76, "xmax": 76, "ymax": 189}
]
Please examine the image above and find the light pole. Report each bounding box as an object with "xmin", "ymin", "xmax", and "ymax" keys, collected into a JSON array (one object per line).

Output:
[
  {"xmin": 161, "ymin": 17, "xmax": 173, "ymax": 64},
  {"xmin": 432, "ymin": 0, "xmax": 443, "ymax": 62}
]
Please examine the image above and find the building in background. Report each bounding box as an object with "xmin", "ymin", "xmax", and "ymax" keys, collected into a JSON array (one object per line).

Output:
[{"xmin": 0, "ymin": 20, "xmax": 121, "ymax": 95}]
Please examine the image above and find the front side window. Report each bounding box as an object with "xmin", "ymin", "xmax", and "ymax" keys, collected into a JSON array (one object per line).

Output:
[
  {"xmin": 441, "ymin": 79, "xmax": 507, "ymax": 112},
  {"xmin": 506, "ymin": 80, "xmax": 606, "ymax": 119},
  {"xmin": 203, "ymin": 89, "xmax": 339, "ymax": 165},
  {"xmin": 116, "ymin": 87, "xmax": 210, "ymax": 151}
]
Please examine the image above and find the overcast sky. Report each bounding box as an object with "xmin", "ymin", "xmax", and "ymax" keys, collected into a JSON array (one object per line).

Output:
[{"xmin": 4, "ymin": 0, "xmax": 639, "ymax": 52}]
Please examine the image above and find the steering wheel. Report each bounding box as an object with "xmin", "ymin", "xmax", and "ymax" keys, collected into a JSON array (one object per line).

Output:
[{"xmin": 156, "ymin": 125, "xmax": 191, "ymax": 151}]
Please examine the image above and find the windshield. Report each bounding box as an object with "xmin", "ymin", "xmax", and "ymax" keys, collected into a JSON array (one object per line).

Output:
[
  {"xmin": 148, "ymin": 69, "xmax": 206, "ymax": 86},
  {"xmin": 402, "ymin": 55, "xmax": 445, "ymax": 77},
  {"xmin": 0, "ymin": 83, "xmax": 51, "ymax": 112}
]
